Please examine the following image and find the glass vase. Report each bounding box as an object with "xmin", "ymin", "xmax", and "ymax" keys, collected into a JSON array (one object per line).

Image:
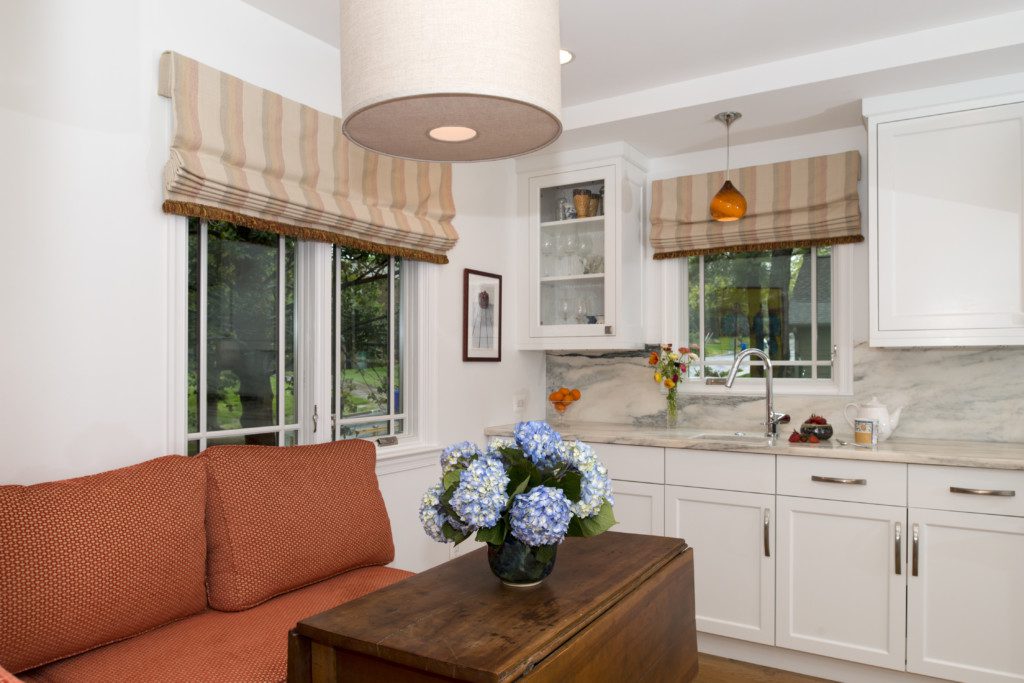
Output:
[
  {"xmin": 487, "ymin": 536, "xmax": 558, "ymax": 587},
  {"xmin": 666, "ymin": 387, "xmax": 679, "ymax": 428}
]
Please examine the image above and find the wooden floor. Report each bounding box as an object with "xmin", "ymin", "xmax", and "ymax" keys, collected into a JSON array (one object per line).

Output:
[{"xmin": 695, "ymin": 653, "xmax": 833, "ymax": 683}]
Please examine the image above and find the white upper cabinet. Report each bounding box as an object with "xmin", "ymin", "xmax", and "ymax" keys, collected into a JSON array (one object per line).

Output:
[
  {"xmin": 516, "ymin": 149, "xmax": 646, "ymax": 350},
  {"xmin": 867, "ymin": 94, "xmax": 1024, "ymax": 346}
]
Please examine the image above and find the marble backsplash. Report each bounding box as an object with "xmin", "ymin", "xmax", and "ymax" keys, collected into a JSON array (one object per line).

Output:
[{"xmin": 546, "ymin": 344, "xmax": 1024, "ymax": 443}]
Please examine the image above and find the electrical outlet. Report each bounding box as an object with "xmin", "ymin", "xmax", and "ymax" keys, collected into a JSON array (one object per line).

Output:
[{"xmin": 512, "ymin": 390, "xmax": 527, "ymax": 420}]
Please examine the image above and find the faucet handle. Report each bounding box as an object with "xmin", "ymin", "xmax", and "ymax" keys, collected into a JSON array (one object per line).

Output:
[{"xmin": 768, "ymin": 412, "xmax": 790, "ymax": 425}]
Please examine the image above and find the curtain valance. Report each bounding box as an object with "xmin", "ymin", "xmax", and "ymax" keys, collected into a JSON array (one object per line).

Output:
[
  {"xmin": 649, "ymin": 150, "xmax": 863, "ymax": 260},
  {"xmin": 158, "ymin": 52, "xmax": 458, "ymax": 264}
]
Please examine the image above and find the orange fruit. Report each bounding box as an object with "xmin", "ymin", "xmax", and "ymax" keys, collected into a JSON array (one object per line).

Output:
[
  {"xmin": 548, "ymin": 391, "xmax": 560, "ymax": 401},
  {"xmin": 558, "ymin": 387, "xmax": 570, "ymax": 396},
  {"xmin": 570, "ymin": 389, "xmax": 582, "ymax": 400},
  {"xmin": 554, "ymin": 402, "xmax": 567, "ymax": 412}
]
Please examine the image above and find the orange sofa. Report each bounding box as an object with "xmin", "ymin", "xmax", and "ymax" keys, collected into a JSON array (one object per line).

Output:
[{"xmin": 0, "ymin": 441, "xmax": 412, "ymax": 682}]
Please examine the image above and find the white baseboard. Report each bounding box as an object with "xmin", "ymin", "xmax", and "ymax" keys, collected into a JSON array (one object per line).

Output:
[{"xmin": 698, "ymin": 633, "xmax": 950, "ymax": 683}]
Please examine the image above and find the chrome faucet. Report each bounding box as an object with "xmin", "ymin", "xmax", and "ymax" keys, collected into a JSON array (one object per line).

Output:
[{"xmin": 707, "ymin": 347, "xmax": 788, "ymax": 442}]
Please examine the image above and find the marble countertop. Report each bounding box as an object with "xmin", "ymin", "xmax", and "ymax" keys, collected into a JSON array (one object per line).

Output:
[{"xmin": 484, "ymin": 421, "xmax": 1024, "ymax": 471}]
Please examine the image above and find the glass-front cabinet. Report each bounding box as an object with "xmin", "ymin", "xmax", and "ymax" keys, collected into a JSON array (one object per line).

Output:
[{"xmin": 518, "ymin": 154, "xmax": 645, "ymax": 350}]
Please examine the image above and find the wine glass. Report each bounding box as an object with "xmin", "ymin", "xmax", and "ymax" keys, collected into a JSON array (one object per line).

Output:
[
  {"xmin": 575, "ymin": 298, "xmax": 588, "ymax": 324},
  {"xmin": 560, "ymin": 297, "xmax": 570, "ymax": 323},
  {"xmin": 577, "ymin": 232, "xmax": 593, "ymax": 273},
  {"xmin": 563, "ymin": 230, "xmax": 579, "ymax": 276},
  {"xmin": 554, "ymin": 233, "xmax": 567, "ymax": 277},
  {"xmin": 541, "ymin": 234, "xmax": 555, "ymax": 277}
]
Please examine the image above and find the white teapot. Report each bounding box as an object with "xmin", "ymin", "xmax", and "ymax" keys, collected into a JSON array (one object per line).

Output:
[{"xmin": 844, "ymin": 397, "xmax": 903, "ymax": 442}]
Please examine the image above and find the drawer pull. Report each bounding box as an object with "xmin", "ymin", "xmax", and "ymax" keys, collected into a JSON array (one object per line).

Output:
[
  {"xmin": 949, "ymin": 486, "xmax": 1015, "ymax": 497},
  {"xmin": 811, "ymin": 475, "xmax": 867, "ymax": 485},
  {"xmin": 894, "ymin": 522, "xmax": 902, "ymax": 576},
  {"xmin": 763, "ymin": 508, "xmax": 770, "ymax": 558}
]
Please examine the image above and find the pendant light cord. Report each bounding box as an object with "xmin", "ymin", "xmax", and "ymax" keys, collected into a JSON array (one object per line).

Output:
[{"xmin": 726, "ymin": 117, "xmax": 733, "ymax": 181}]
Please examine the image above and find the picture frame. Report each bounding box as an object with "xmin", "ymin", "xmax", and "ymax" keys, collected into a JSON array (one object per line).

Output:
[{"xmin": 463, "ymin": 269, "xmax": 502, "ymax": 362}]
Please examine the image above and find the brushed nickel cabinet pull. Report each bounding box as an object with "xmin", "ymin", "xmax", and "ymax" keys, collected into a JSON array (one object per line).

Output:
[
  {"xmin": 911, "ymin": 523, "xmax": 920, "ymax": 577},
  {"xmin": 763, "ymin": 508, "xmax": 770, "ymax": 558},
  {"xmin": 811, "ymin": 475, "xmax": 867, "ymax": 485},
  {"xmin": 949, "ymin": 486, "xmax": 1015, "ymax": 497},
  {"xmin": 894, "ymin": 522, "xmax": 902, "ymax": 576}
]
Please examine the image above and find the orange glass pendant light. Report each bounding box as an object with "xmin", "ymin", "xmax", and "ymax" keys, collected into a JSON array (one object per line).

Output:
[{"xmin": 710, "ymin": 111, "xmax": 747, "ymax": 222}]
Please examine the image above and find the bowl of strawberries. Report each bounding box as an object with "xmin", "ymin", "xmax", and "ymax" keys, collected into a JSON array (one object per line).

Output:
[{"xmin": 798, "ymin": 414, "xmax": 833, "ymax": 442}]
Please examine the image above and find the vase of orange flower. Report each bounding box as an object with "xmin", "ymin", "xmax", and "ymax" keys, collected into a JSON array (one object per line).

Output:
[{"xmin": 648, "ymin": 344, "xmax": 699, "ymax": 428}]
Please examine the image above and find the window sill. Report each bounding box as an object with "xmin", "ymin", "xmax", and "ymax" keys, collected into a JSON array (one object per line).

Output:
[
  {"xmin": 681, "ymin": 380, "xmax": 852, "ymax": 397},
  {"xmin": 375, "ymin": 440, "xmax": 441, "ymax": 475}
]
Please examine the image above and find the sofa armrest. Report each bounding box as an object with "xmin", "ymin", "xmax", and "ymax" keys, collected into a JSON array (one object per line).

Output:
[{"xmin": 0, "ymin": 664, "xmax": 25, "ymax": 683}]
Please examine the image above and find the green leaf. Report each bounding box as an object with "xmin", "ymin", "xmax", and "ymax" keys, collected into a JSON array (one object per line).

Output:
[
  {"xmin": 506, "ymin": 465, "xmax": 531, "ymax": 498},
  {"xmin": 475, "ymin": 520, "xmax": 507, "ymax": 545},
  {"xmin": 569, "ymin": 500, "xmax": 618, "ymax": 537},
  {"xmin": 442, "ymin": 521, "xmax": 471, "ymax": 545},
  {"xmin": 547, "ymin": 471, "xmax": 582, "ymax": 503},
  {"xmin": 442, "ymin": 468, "xmax": 462, "ymax": 490}
]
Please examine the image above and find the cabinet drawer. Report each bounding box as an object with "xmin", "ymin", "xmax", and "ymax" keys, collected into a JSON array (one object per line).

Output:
[
  {"xmin": 909, "ymin": 465, "xmax": 1024, "ymax": 517},
  {"xmin": 778, "ymin": 456, "xmax": 906, "ymax": 506},
  {"xmin": 594, "ymin": 443, "xmax": 664, "ymax": 484},
  {"xmin": 665, "ymin": 449, "xmax": 774, "ymax": 494}
]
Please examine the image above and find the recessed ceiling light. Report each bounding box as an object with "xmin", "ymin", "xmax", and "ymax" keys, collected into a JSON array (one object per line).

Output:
[
  {"xmin": 559, "ymin": 49, "xmax": 574, "ymax": 65},
  {"xmin": 428, "ymin": 126, "xmax": 478, "ymax": 143}
]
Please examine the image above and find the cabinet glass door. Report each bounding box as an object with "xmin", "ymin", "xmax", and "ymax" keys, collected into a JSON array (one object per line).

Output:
[{"xmin": 530, "ymin": 167, "xmax": 615, "ymax": 338}]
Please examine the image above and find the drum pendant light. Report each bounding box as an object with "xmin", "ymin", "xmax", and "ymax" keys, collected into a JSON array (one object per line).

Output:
[
  {"xmin": 340, "ymin": 1, "xmax": 563, "ymax": 162},
  {"xmin": 710, "ymin": 112, "xmax": 747, "ymax": 222}
]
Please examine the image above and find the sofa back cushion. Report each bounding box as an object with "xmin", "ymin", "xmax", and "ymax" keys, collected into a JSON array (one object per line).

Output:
[
  {"xmin": 201, "ymin": 440, "xmax": 395, "ymax": 611},
  {"xmin": 0, "ymin": 455, "xmax": 207, "ymax": 673}
]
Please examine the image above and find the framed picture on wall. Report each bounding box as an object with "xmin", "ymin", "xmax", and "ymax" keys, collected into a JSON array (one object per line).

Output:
[{"xmin": 463, "ymin": 269, "xmax": 502, "ymax": 362}]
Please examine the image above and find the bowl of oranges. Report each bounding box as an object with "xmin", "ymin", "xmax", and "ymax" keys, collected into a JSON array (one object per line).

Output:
[{"xmin": 548, "ymin": 387, "xmax": 582, "ymax": 423}]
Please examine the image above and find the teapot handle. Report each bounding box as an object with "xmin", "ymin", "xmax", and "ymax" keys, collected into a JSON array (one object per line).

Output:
[{"xmin": 844, "ymin": 403, "xmax": 858, "ymax": 429}]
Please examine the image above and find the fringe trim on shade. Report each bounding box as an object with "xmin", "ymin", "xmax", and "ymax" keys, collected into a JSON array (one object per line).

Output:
[
  {"xmin": 652, "ymin": 234, "xmax": 865, "ymax": 260},
  {"xmin": 163, "ymin": 201, "xmax": 449, "ymax": 264}
]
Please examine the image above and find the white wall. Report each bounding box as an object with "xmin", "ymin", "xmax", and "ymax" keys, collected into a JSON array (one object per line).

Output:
[{"xmin": 0, "ymin": 0, "xmax": 542, "ymax": 571}]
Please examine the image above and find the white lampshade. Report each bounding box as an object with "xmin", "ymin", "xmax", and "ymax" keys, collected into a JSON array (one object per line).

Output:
[{"xmin": 340, "ymin": 0, "xmax": 563, "ymax": 162}]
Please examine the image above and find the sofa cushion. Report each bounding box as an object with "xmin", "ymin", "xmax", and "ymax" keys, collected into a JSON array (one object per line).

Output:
[
  {"xmin": 201, "ymin": 440, "xmax": 395, "ymax": 611},
  {"xmin": 19, "ymin": 565, "xmax": 412, "ymax": 683},
  {"xmin": 0, "ymin": 456, "xmax": 207, "ymax": 673}
]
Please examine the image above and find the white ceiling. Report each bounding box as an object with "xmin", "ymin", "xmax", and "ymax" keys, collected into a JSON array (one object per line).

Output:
[{"xmin": 241, "ymin": 0, "xmax": 1024, "ymax": 158}]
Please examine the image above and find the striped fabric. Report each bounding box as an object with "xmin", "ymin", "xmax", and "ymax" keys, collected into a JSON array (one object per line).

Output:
[
  {"xmin": 649, "ymin": 150, "xmax": 863, "ymax": 259},
  {"xmin": 158, "ymin": 52, "xmax": 458, "ymax": 264}
]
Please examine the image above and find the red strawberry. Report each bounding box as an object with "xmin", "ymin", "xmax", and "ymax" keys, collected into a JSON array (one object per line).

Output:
[
  {"xmin": 808, "ymin": 434, "xmax": 820, "ymax": 444},
  {"xmin": 788, "ymin": 431, "xmax": 801, "ymax": 443}
]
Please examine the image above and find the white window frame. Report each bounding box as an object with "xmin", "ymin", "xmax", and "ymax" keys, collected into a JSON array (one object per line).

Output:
[
  {"xmin": 676, "ymin": 245, "xmax": 853, "ymax": 396},
  {"xmin": 168, "ymin": 219, "xmax": 439, "ymax": 457}
]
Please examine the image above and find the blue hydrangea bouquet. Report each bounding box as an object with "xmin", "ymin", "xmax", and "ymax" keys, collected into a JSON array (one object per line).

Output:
[{"xmin": 419, "ymin": 421, "xmax": 617, "ymax": 586}]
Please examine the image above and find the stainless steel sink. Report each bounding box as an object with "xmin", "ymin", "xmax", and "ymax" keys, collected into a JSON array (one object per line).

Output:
[{"xmin": 692, "ymin": 433, "xmax": 773, "ymax": 445}]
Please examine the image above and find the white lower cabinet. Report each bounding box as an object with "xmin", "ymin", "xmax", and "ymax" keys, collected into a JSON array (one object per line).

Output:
[
  {"xmin": 666, "ymin": 485, "xmax": 775, "ymax": 644},
  {"xmin": 776, "ymin": 496, "xmax": 907, "ymax": 670},
  {"xmin": 611, "ymin": 479, "xmax": 664, "ymax": 536},
  {"xmin": 907, "ymin": 508, "xmax": 1024, "ymax": 682}
]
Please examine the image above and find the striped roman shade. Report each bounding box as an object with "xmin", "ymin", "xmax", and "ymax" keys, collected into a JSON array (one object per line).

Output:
[
  {"xmin": 157, "ymin": 52, "xmax": 458, "ymax": 263},
  {"xmin": 649, "ymin": 151, "xmax": 863, "ymax": 259}
]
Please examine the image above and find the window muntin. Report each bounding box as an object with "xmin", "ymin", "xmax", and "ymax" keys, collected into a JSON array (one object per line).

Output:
[
  {"xmin": 187, "ymin": 219, "xmax": 298, "ymax": 453},
  {"xmin": 686, "ymin": 247, "xmax": 834, "ymax": 383},
  {"xmin": 331, "ymin": 247, "xmax": 406, "ymax": 440}
]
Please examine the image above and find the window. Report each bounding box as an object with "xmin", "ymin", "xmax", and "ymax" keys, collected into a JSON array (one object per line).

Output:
[
  {"xmin": 684, "ymin": 246, "xmax": 846, "ymax": 392},
  {"xmin": 185, "ymin": 219, "xmax": 411, "ymax": 452},
  {"xmin": 186, "ymin": 219, "xmax": 298, "ymax": 453},
  {"xmin": 331, "ymin": 247, "xmax": 406, "ymax": 439}
]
